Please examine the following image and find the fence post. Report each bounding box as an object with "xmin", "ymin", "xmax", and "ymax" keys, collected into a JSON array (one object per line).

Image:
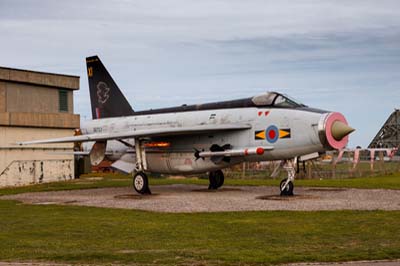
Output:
[
  {"xmin": 307, "ymin": 161, "xmax": 312, "ymax": 179},
  {"xmin": 378, "ymin": 151, "xmax": 384, "ymax": 173},
  {"xmin": 332, "ymin": 162, "xmax": 336, "ymax": 179}
]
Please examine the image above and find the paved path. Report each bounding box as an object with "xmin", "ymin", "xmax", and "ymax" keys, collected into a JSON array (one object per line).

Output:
[{"xmin": 3, "ymin": 184, "xmax": 400, "ymax": 212}]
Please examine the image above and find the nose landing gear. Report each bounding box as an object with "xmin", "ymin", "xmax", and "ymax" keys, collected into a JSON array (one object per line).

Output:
[
  {"xmin": 280, "ymin": 178, "xmax": 294, "ymax": 196},
  {"xmin": 280, "ymin": 158, "xmax": 296, "ymax": 196}
]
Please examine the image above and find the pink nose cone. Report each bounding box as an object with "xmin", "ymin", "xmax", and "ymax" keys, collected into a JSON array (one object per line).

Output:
[{"xmin": 324, "ymin": 112, "xmax": 355, "ymax": 150}]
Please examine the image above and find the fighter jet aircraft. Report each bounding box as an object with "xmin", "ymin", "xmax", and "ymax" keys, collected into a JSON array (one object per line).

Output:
[{"xmin": 19, "ymin": 56, "xmax": 355, "ymax": 195}]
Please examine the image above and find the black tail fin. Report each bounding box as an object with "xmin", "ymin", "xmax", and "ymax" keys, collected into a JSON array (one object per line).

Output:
[{"xmin": 86, "ymin": 55, "xmax": 134, "ymax": 119}]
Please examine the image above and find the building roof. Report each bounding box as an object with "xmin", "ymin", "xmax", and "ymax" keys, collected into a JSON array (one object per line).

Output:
[{"xmin": 0, "ymin": 66, "xmax": 79, "ymax": 90}]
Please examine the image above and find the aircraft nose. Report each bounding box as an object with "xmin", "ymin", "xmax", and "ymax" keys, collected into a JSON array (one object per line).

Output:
[
  {"xmin": 319, "ymin": 112, "xmax": 355, "ymax": 150},
  {"xmin": 331, "ymin": 121, "xmax": 355, "ymax": 141}
]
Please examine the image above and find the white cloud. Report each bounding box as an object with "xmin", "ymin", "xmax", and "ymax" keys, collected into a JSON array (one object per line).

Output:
[{"xmin": 0, "ymin": 0, "xmax": 400, "ymax": 146}]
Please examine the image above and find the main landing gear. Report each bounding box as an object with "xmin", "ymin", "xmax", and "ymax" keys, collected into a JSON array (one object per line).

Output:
[
  {"xmin": 280, "ymin": 158, "xmax": 296, "ymax": 196},
  {"xmin": 133, "ymin": 172, "xmax": 151, "ymax": 195},
  {"xmin": 208, "ymin": 170, "xmax": 224, "ymax": 190},
  {"xmin": 133, "ymin": 138, "xmax": 151, "ymax": 195}
]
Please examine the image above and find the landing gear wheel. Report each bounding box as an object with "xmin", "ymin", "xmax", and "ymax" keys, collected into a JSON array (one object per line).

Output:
[
  {"xmin": 208, "ymin": 170, "xmax": 224, "ymax": 190},
  {"xmin": 215, "ymin": 170, "xmax": 225, "ymax": 188},
  {"xmin": 280, "ymin": 178, "xmax": 294, "ymax": 196},
  {"xmin": 133, "ymin": 172, "xmax": 151, "ymax": 195}
]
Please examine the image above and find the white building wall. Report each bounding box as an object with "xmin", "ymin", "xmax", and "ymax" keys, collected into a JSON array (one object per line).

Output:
[{"xmin": 0, "ymin": 126, "xmax": 75, "ymax": 187}]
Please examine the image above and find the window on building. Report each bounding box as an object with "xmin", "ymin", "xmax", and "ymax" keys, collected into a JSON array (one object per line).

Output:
[{"xmin": 59, "ymin": 90, "xmax": 68, "ymax": 112}]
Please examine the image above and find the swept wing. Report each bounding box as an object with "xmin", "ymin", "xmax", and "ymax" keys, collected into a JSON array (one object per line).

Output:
[{"xmin": 18, "ymin": 124, "xmax": 252, "ymax": 145}]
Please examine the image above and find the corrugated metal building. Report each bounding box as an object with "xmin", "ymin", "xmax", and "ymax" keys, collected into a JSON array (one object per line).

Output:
[
  {"xmin": 0, "ymin": 66, "xmax": 80, "ymax": 187},
  {"xmin": 369, "ymin": 109, "xmax": 400, "ymax": 149}
]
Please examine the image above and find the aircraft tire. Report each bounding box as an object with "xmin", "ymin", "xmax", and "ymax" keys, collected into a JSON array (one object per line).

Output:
[
  {"xmin": 133, "ymin": 172, "xmax": 151, "ymax": 194},
  {"xmin": 208, "ymin": 172, "xmax": 217, "ymax": 189},
  {"xmin": 215, "ymin": 170, "xmax": 224, "ymax": 188},
  {"xmin": 208, "ymin": 170, "xmax": 224, "ymax": 190},
  {"xmin": 280, "ymin": 178, "xmax": 294, "ymax": 196}
]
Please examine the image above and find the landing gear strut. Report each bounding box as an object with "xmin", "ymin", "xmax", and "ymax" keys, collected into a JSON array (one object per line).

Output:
[
  {"xmin": 133, "ymin": 138, "xmax": 151, "ymax": 195},
  {"xmin": 133, "ymin": 172, "xmax": 151, "ymax": 194},
  {"xmin": 280, "ymin": 158, "xmax": 296, "ymax": 196},
  {"xmin": 208, "ymin": 170, "xmax": 224, "ymax": 190}
]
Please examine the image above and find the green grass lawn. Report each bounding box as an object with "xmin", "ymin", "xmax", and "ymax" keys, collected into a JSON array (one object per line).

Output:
[
  {"xmin": 1, "ymin": 173, "xmax": 400, "ymax": 265},
  {"xmin": 0, "ymin": 200, "xmax": 399, "ymax": 265},
  {"xmin": 1, "ymin": 172, "xmax": 400, "ymax": 196}
]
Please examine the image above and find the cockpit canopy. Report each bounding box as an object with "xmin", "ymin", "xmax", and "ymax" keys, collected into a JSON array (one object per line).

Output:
[
  {"xmin": 134, "ymin": 91, "xmax": 308, "ymax": 116},
  {"xmin": 251, "ymin": 92, "xmax": 306, "ymax": 108}
]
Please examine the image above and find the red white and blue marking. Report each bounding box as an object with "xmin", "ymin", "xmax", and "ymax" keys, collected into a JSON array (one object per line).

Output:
[{"xmin": 266, "ymin": 125, "xmax": 279, "ymax": 143}]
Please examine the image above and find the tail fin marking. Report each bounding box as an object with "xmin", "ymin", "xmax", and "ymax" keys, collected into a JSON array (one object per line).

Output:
[{"xmin": 86, "ymin": 55, "xmax": 134, "ymax": 119}]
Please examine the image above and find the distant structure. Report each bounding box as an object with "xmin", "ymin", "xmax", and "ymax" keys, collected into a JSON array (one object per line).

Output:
[
  {"xmin": 0, "ymin": 66, "xmax": 80, "ymax": 187},
  {"xmin": 369, "ymin": 109, "xmax": 400, "ymax": 149}
]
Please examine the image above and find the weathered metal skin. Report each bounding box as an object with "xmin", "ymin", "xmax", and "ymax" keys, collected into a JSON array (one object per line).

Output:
[
  {"xmin": 81, "ymin": 106, "xmax": 339, "ymax": 174},
  {"xmin": 18, "ymin": 55, "xmax": 354, "ymax": 184}
]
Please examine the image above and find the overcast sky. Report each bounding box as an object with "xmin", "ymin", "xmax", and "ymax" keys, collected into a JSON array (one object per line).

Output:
[{"xmin": 0, "ymin": 0, "xmax": 399, "ymax": 147}]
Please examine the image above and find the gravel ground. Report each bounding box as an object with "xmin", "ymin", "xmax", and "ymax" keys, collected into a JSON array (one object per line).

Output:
[{"xmin": 3, "ymin": 185, "xmax": 400, "ymax": 212}]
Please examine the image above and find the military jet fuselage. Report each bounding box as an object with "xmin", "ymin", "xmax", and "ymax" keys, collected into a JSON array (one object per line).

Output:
[
  {"xmin": 81, "ymin": 93, "xmax": 353, "ymax": 175},
  {"xmin": 20, "ymin": 56, "xmax": 354, "ymax": 195}
]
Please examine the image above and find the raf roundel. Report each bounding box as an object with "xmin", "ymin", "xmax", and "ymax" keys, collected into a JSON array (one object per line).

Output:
[{"xmin": 266, "ymin": 125, "xmax": 279, "ymax": 143}]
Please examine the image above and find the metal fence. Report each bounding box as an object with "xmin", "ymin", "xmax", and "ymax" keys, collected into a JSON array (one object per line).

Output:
[{"xmin": 224, "ymin": 155, "xmax": 400, "ymax": 180}]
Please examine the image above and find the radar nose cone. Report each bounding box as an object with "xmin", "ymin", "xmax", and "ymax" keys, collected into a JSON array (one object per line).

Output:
[
  {"xmin": 321, "ymin": 112, "xmax": 354, "ymax": 150},
  {"xmin": 331, "ymin": 121, "xmax": 355, "ymax": 141}
]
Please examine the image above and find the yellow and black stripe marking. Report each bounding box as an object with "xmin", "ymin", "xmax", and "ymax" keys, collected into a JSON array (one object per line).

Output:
[
  {"xmin": 255, "ymin": 128, "xmax": 291, "ymax": 140},
  {"xmin": 279, "ymin": 128, "xmax": 291, "ymax": 139},
  {"xmin": 255, "ymin": 130, "xmax": 266, "ymax": 140}
]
